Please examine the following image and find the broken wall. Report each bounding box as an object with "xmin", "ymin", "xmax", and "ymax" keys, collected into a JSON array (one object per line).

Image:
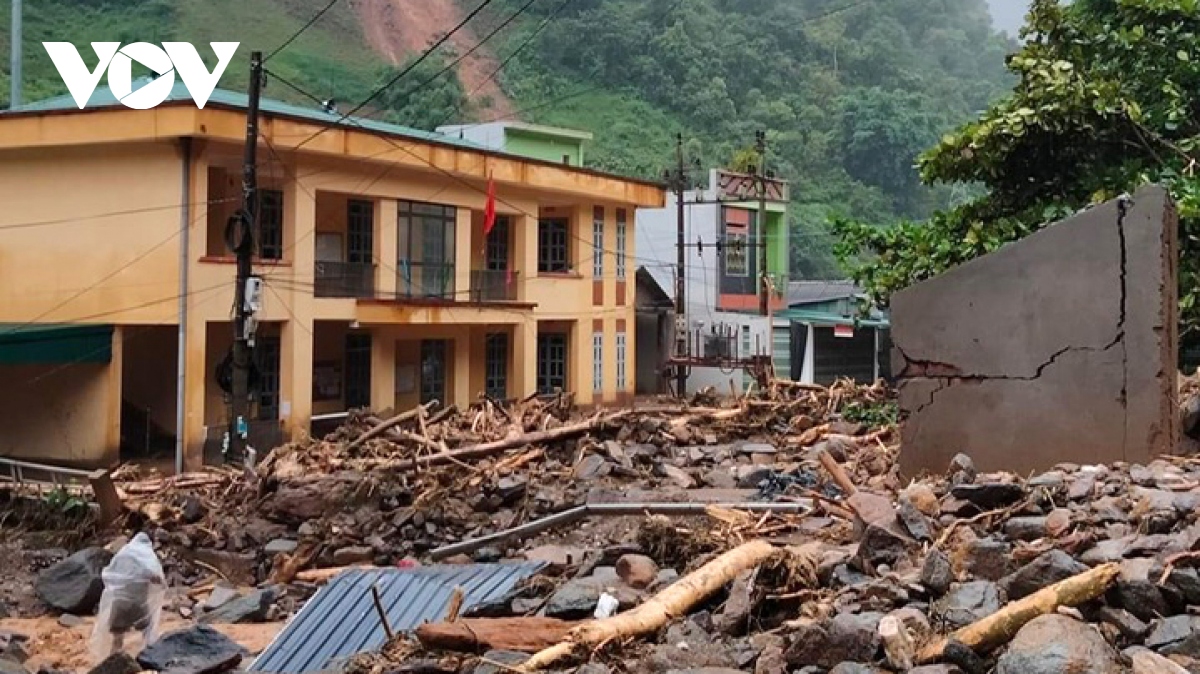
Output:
[{"xmin": 893, "ymin": 185, "xmax": 1179, "ymax": 476}]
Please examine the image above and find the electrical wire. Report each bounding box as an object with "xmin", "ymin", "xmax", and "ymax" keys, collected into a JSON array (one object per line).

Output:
[{"xmin": 264, "ymin": 0, "xmax": 343, "ymax": 62}]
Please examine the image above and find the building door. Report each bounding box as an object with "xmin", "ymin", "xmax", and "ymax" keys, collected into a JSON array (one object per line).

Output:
[
  {"xmin": 537, "ymin": 333, "xmax": 567, "ymax": 394},
  {"xmin": 484, "ymin": 333, "xmax": 508, "ymax": 400},
  {"xmin": 420, "ymin": 339, "xmax": 448, "ymax": 405},
  {"xmin": 344, "ymin": 333, "xmax": 372, "ymax": 409},
  {"xmin": 255, "ymin": 335, "xmax": 281, "ymax": 420}
]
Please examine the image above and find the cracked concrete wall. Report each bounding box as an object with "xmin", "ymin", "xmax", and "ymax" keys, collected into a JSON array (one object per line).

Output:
[{"xmin": 893, "ymin": 185, "xmax": 1178, "ymax": 477}]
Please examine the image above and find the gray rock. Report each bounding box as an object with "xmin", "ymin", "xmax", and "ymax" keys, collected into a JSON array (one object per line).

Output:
[
  {"xmin": 1094, "ymin": 606, "xmax": 1149, "ymax": 642},
  {"xmin": 616, "ymin": 555, "xmax": 659, "ymax": 589},
  {"xmin": 908, "ymin": 667, "xmax": 965, "ymax": 674},
  {"xmin": 932, "ymin": 582, "xmax": 1001, "ymax": 630},
  {"xmin": 920, "ymin": 549, "xmax": 954, "ymax": 597},
  {"xmin": 735, "ymin": 467, "xmax": 776, "ymax": 489},
  {"xmin": 949, "ymin": 482, "xmax": 1025, "ymax": 510},
  {"xmin": 35, "ymin": 547, "xmax": 112, "ymax": 614},
  {"xmin": 0, "ymin": 662, "xmax": 27, "ymax": 674},
  {"xmin": 1163, "ymin": 566, "xmax": 1200, "ymax": 605},
  {"xmin": 263, "ymin": 539, "xmax": 298, "ymax": 556},
  {"xmin": 332, "ymin": 546, "xmax": 373, "ymax": 566},
  {"xmin": 827, "ymin": 613, "xmax": 883, "ymax": 664},
  {"xmin": 57, "ymin": 614, "xmax": 84, "ymax": 628},
  {"xmin": 181, "ymin": 497, "xmax": 205, "ymax": 524},
  {"xmin": 897, "ymin": 498, "xmax": 934, "ymax": 542},
  {"xmin": 200, "ymin": 584, "xmax": 238, "ymax": 611},
  {"xmin": 828, "ymin": 665, "xmax": 884, "ymax": 674},
  {"xmin": 962, "ymin": 537, "xmax": 1013, "ymax": 581},
  {"xmin": 1111, "ymin": 562, "xmax": 1169, "ymax": 623},
  {"xmin": 948, "ymin": 453, "xmax": 977, "ymax": 485},
  {"xmin": 136, "ymin": 625, "xmax": 247, "ymax": 674},
  {"xmin": 199, "ymin": 587, "xmax": 279, "ymax": 624},
  {"xmin": 662, "ymin": 670, "xmax": 745, "ymax": 674},
  {"xmin": 1004, "ymin": 517, "xmax": 1048, "ymax": 541},
  {"xmin": 544, "ymin": 579, "xmax": 601, "ymax": 619},
  {"xmin": 1079, "ymin": 538, "xmax": 1131, "ymax": 566},
  {"xmin": 994, "ymin": 615, "xmax": 1124, "ymax": 674},
  {"xmin": 87, "ymin": 653, "xmax": 141, "ymax": 674},
  {"xmin": 738, "ymin": 442, "xmax": 777, "ymax": 455},
  {"xmin": 855, "ymin": 523, "xmax": 917, "ymax": 569},
  {"xmin": 1146, "ymin": 615, "xmax": 1200, "ymax": 657},
  {"xmin": 657, "ymin": 464, "xmax": 696, "ymax": 489},
  {"xmin": 473, "ymin": 651, "xmax": 527, "ymax": 674},
  {"xmin": 1128, "ymin": 647, "xmax": 1191, "ymax": 674},
  {"xmin": 576, "ymin": 665, "xmax": 611, "ymax": 674},
  {"xmin": 1000, "ymin": 550, "xmax": 1087, "ymax": 600},
  {"xmin": 574, "ymin": 455, "xmax": 610, "ymax": 480},
  {"xmin": 715, "ymin": 570, "xmax": 754, "ymax": 635}
]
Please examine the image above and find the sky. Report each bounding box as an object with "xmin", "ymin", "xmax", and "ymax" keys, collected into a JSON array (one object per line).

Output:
[{"xmin": 986, "ymin": 0, "xmax": 1030, "ymax": 36}]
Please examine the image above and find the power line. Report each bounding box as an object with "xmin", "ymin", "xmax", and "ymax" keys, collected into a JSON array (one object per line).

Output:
[
  {"xmin": 265, "ymin": 0, "xmax": 343, "ymax": 62},
  {"xmin": 292, "ymin": 0, "xmax": 499, "ymax": 152},
  {"xmin": 0, "ymin": 196, "xmax": 239, "ymax": 232}
]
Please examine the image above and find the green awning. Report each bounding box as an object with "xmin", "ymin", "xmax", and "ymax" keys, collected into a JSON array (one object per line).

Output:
[{"xmin": 0, "ymin": 324, "xmax": 114, "ymax": 365}]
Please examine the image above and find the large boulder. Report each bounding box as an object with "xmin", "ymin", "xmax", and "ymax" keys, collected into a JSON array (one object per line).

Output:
[
  {"xmin": 994, "ymin": 615, "xmax": 1124, "ymax": 674},
  {"xmin": 35, "ymin": 547, "xmax": 111, "ymax": 614},
  {"xmin": 137, "ymin": 625, "xmax": 247, "ymax": 674}
]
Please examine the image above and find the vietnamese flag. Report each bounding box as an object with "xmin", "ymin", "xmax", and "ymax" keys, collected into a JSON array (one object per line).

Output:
[{"xmin": 483, "ymin": 172, "xmax": 496, "ymax": 237}]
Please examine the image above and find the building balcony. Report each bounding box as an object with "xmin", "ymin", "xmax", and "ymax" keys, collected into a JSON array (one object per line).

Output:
[
  {"xmin": 398, "ymin": 261, "xmax": 456, "ymax": 300},
  {"xmin": 314, "ymin": 261, "xmax": 376, "ymax": 299},
  {"xmin": 470, "ymin": 269, "xmax": 520, "ymax": 302}
]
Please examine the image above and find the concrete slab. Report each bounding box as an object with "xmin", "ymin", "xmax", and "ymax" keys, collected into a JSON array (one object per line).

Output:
[{"xmin": 892, "ymin": 185, "xmax": 1179, "ymax": 476}]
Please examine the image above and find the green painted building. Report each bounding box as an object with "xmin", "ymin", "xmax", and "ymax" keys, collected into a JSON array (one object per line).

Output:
[{"xmin": 435, "ymin": 121, "xmax": 593, "ymax": 167}]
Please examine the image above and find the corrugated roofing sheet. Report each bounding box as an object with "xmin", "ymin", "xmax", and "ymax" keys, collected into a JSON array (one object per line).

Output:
[{"xmin": 249, "ymin": 563, "xmax": 545, "ymax": 674}]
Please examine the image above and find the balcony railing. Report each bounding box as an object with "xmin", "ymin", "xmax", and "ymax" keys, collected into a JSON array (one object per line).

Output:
[
  {"xmin": 470, "ymin": 269, "xmax": 519, "ymax": 302},
  {"xmin": 398, "ymin": 260, "xmax": 456, "ymax": 299},
  {"xmin": 315, "ymin": 261, "xmax": 376, "ymax": 298}
]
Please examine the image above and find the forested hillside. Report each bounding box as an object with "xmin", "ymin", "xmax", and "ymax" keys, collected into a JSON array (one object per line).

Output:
[{"xmin": 0, "ymin": 0, "xmax": 1016, "ymax": 277}]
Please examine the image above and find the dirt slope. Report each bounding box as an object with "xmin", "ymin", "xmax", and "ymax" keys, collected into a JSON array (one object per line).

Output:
[{"xmin": 354, "ymin": 0, "xmax": 515, "ymax": 120}]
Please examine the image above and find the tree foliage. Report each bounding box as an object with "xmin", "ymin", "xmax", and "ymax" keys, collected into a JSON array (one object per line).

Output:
[{"xmin": 836, "ymin": 0, "xmax": 1200, "ymax": 337}]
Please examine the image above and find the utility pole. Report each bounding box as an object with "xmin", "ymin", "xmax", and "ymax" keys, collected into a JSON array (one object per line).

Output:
[
  {"xmin": 10, "ymin": 0, "xmax": 21, "ymax": 108},
  {"xmin": 228, "ymin": 51, "xmax": 263, "ymax": 465},
  {"xmin": 671, "ymin": 133, "xmax": 689, "ymax": 397},
  {"xmin": 755, "ymin": 130, "xmax": 770, "ymax": 318}
]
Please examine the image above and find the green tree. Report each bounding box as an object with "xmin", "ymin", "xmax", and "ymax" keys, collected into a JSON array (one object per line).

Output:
[
  {"xmin": 372, "ymin": 54, "xmax": 471, "ymax": 131},
  {"xmin": 835, "ymin": 0, "xmax": 1200, "ymax": 337}
]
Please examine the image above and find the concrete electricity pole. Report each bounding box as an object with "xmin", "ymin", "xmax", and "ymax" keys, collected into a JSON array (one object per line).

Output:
[
  {"xmin": 228, "ymin": 51, "xmax": 263, "ymax": 465},
  {"xmin": 10, "ymin": 0, "xmax": 21, "ymax": 108},
  {"xmin": 670, "ymin": 134, "xmax": 690, "ymax": 397}
]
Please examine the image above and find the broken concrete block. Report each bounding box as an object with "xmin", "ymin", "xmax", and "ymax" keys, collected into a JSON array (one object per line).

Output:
[{"xmin": 893, "ymin": 186, "xmax": 1179, "ymax": 476}]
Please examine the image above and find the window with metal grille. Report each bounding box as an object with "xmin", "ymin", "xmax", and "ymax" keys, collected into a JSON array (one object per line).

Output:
[
  {"xmin": 347, "ymin": 200, "xmax": 374, "ymax": 264},
  {"xmin": 420, "ymin": 339, "xmax": 448, "ymax": 405},
  {"xmin": 616, "ymin": 332, "xmax": 627, "ymax": 389},
  {"xmin": 537, "ymin": 333, "xmax": 567, "ymax": 394},
  {"xmin": 616, "ymin": 209, "xmax": 627, "ymax": 280},
  {"xmin": 485, "ymin": 333, "xmax": 508, "ymax": 400},
  {"xmin": 538, "ymin": 218, "xmax": 569, "ymax": 273},
  {"xmin": 259, "ymin": 189, "xmax": 284, "ymax": 260},
  {"xmin": 593, "ymin": 332, "xmax": 603, "ymax": 393},
  {"xmin": 592, "ymin": 207, "xmax": 604, "ymax": 278},
  {"xmin": 486, "ymin": 216, "xmax": 510, "ymax": 271},
  {"xmin": 255, "ymin": 335, "xmax": 281, "ymax": 420},
  {"xmin": 398, "ymin": 200, "xmax": 456, "ymax": 298}
]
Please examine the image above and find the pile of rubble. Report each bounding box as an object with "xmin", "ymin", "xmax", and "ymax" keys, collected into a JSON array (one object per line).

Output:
[{"xmin": 24, "ymin": 375, "xmax": 1200, "ymax": 674}]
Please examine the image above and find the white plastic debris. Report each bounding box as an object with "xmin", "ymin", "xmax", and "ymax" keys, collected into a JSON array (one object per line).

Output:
[
  {"xmin": 89, "ymin": 533, "xmax": 166, "ymax": 661},
  {"xmin": 594, "ymin": 591, "xmax": 619, "ymax": 619}
]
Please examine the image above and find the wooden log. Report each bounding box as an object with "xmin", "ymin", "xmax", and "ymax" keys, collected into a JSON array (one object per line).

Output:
[
  {"xmin": 88, "ymin": 469, "xmax": 124, "ymax": 526},
  {"xmin": 417, "ymin": 618, "xmax": 579, "ymax": 653},
  {"xmin": 293, "ymin": 564, "xmax": 379, "ymax": 584},
  {"xmin": 818, "ymin": 450, "xmax": 858, "ymax": 496},
  {"xmin": 667, "ymin": 407, "xmax": 745, "ymax": 430},
  {"xmin": 404, "ymin": 411, "xmax": 630, "ymax": 469},
  {"xmin": 879, "ymin": 615, "xmax": 915, "ymax": 670},
  {"xmin": 520, "ymin": 540, "xmax": 810, "ymax": 671},
  {"xmin": 916, "ymin": 562, "xmax": 1121, "ymax": 663},
  {"xmin": 348, "ymin": 401, "xmax": 438, "ymax": 451}
]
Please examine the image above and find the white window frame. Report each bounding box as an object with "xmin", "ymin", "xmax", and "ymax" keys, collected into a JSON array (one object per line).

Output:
[
  {"xmin": 616, "ymin": 332, "xmax": 627, "ymax": 389},
  {"xmin": 593, "ymin": 207, "xmax": 604, "ymax": 278},
  {"xmin": 616, "ymin": 209, "xmax": 627, "ymax": 280},
  {"xmin": 593, "ymin": 332, "xmax": 604, "ymax": 393}
]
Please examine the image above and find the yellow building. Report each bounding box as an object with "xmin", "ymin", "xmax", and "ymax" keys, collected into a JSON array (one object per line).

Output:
[{"xmin": 0, "ymin": 83, "xmax": 664, "ymax": 469}]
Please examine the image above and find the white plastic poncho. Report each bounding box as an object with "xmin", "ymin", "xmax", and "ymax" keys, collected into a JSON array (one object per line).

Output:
[{"xmin": 89, "ymin": 533, "xmax": 166, "ymax": 660}]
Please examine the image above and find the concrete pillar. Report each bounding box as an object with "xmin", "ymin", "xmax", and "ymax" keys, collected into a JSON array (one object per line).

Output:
[
  {"xmin": 571, "ymin": 320, "xmax": 592, "ymax": 405},
  {"xmin": 513, "ymin": 320, "xmax": 538, "ymax": 398},
  {"xmin": 182, "ymin": 318, "xmax": 208, "ymax": 469},
  {"xmin": 104, "ymin": 326, "xmax": 124, "ymax": 465},
  {"xmin": 371, "ymin": 328, "xmax": 395, "ymax": 413},
  {"xmin": 377, "ymin": 199, "xmax": 398, "ymax": 297},
  {"xmin": 453, "ymin": 332, "xmax": 472, "ymax": 408},
  {"xmin": 454, "ymin": 207, "xmax": 472, "ymax": 301},
  {"xmin": 280, "ymin": 177, "xmax": 316, "ymax": 439},
  {"xmin": 513, "ymin": 213, "xmax": 538, "ymax": 302}
]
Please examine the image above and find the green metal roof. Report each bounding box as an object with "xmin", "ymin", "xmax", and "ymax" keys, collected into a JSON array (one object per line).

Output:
[
  {"xmin": 6, "ymin": 78, "xmax": 489, "ymax": 152},
  {"xmin": 776, "ymin": 309, "xmax": 890, "ymax": 330},
  {"xmin": 0, "ymin": 324, "xmax": 113, "ymax": 365}
]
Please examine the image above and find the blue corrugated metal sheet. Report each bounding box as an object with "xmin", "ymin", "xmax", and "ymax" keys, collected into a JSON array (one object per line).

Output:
[{"xmin": 249, "ymin": 563, "xmax": 546, "ymax": 674}]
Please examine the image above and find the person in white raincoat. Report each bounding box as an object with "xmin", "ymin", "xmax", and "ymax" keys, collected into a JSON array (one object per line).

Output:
[{"xmin": 89, "ymin": 533, "xmax": 166, "ymax": 659}]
